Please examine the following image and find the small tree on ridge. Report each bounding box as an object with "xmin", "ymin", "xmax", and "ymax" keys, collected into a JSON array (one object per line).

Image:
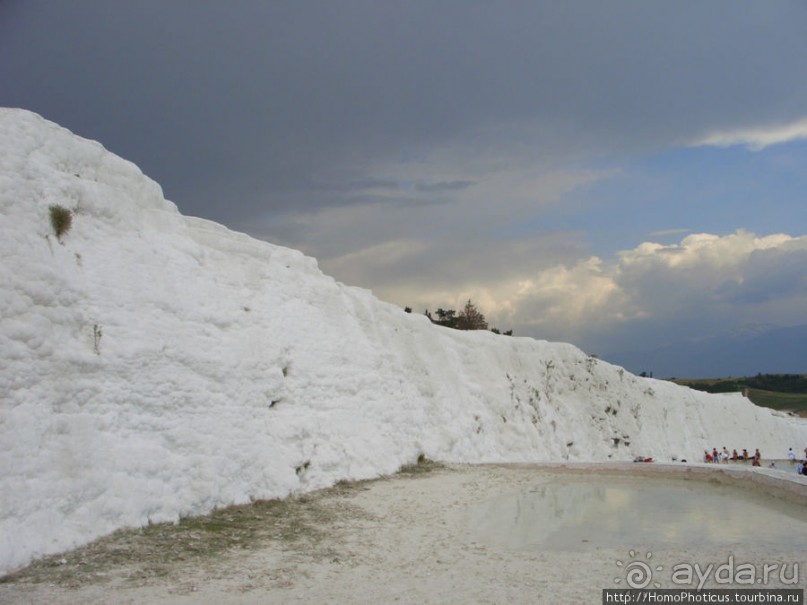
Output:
[{"xmin": 456, "ymin": 299, "xmax": 488, "ymax": 331}]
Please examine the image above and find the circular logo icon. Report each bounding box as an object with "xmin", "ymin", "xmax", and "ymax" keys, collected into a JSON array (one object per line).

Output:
[{"xmin": 615, "ymin": 550, "xmax": 663, "ymax": 588}]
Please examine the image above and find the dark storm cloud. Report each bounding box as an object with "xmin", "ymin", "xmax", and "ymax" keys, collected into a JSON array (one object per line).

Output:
[
  {"xmin": 2, "ymin": 1, "xmax": 806, "ymax": 224},
  {"xmin": 414, "ymin": 181, "xmax": 476, "ymax": 193},
  {"xmin": 3, "ymin": 1, "xmax": 807, "ymax": 360}
]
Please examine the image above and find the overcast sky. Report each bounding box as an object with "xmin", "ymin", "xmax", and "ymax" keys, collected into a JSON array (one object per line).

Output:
[{"xmin": 2, "ymin": 1, "xmax": 806, "ymax": 358}]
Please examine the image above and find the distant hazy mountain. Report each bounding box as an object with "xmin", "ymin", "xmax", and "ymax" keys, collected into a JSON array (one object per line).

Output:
[{"xmin": 604, "ymin": 324, "xmax": 807, "ymax": 379}]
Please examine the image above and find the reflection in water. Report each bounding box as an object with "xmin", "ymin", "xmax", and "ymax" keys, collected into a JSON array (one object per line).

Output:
[{"xmin": 466, "ymin": 477, "xmax": 807, "ymax": 551}]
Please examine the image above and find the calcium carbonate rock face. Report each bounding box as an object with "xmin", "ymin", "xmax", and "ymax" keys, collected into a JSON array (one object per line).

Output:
[{"xmin": 1, "ymin": 108, "xmax": 806, "ymax": 574}]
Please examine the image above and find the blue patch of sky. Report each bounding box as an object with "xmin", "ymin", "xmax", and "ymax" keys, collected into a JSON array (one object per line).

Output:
[{"xmin": 534, "ymin": 140, "xmax": 807, "ymax": 260}]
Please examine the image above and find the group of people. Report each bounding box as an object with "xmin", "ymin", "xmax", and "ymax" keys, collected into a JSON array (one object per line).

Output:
[
  {"xmin": 703, "ymin": 447, "xmax": 761, "ymax": 465},
  {"xmin": 703, "ymin": 446, "xmax": 807, "ymax": 475}
]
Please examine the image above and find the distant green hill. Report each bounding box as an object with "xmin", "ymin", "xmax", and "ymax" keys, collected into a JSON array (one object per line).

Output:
[
  {"xmin": 744, "ymin": 389, "xmax": 807, "ymax": 414},
  {"xmin": 672, "ymin": 374, "xmax": 807, "ymax": 416}
]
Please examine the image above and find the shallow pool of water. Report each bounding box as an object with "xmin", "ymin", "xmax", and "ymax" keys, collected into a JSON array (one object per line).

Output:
[{"xmin": 466, "ymin": 475, "xmax": 807, "ymax": 551}]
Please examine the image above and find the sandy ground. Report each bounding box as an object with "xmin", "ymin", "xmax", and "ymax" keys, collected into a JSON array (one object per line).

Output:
[{"xmin": 1, "ymin": 463, "xmax": 806, "ymax": 605}]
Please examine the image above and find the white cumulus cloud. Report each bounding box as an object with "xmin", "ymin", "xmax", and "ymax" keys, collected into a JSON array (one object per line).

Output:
[
  {"xmin": 466, "ymin": 230, "xmax": 807, "ymax": 351},
  {"xmin": 693, "ymin": 117, "xmax": 807, "ymax": 151}
]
